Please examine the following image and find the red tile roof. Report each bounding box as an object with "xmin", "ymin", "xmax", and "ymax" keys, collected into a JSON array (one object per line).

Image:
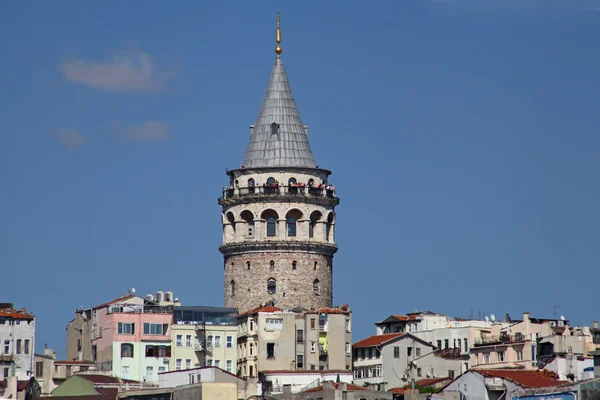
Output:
[
  {"xmin": 94, "ymin": 294, "xmax": 138, "ymax": 310},
  {"xmin": 237, "ymin": 304, "xmax": 283, "ymax": 318},
  {"xmin": 319, "ymin": 307, "xmax": 350, "ymax": 315},
  {"xmin": 416, "ymin": 377, "xmax": 452, "ymax": 386},
  {"xmin": 353, "ymin": 333, "xmax": 404, "ymax": 348},
  {"xmin": 304, "ymin": 383, "xmax": 366, "ymax": 393},
  {"xmin": 389, "ymin": 387, "xmax": 409, "ymax": 394},
  {"xmin": 0, "ymin": 309, "xmax": 34, "ymax": 320},
  {"xmin": 476, "ymin": 369, "xmax": 563, "ymax": 388},
  {"xmin": 94, "ymin": 388, "xmax": 119, "ymax": 396},
  {"xmin": 17, "ymin": 381, "xmax": 30, "ymax": 391},
  {"xmin": 50, "ymin": 396, "xmax": 116, "ymax": 400}
]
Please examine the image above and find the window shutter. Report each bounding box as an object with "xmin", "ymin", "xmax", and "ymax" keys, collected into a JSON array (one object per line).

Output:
[{"xmin": 166, "ymin": 346, "xmax": 172, "ymax": 357}]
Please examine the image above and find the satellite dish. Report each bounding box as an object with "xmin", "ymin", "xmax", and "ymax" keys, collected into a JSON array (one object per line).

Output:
[
  {"xmin": 131, "ymin": 288, "xmax": 136, "ymax": 294},
  {"xmin": 490, "ymin": 314, "xmax": 496, "ymax": 322},
  {"xmin": 560, "ymin": 315, "xmax": 565, "ymax": 321},
  {"xmin": 485, "ymin": 316, "xmax": 489, "ymax": 322}
]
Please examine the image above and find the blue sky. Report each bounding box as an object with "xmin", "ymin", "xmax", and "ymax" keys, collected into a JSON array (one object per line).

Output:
[{"xmin": 1, "ymin": 0, "xmax": 599, "ymax": 358}]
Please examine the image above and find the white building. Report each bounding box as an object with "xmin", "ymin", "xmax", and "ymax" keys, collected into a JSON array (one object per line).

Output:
[
  {"xmin": 352, "ymin": 332, "xmax": 462, "ymax": 390},
  {"xmin": 261, "ymin": 370, "xmax": 353, "ymax": 394},
  {"xmin": 0, "ymin": 304, "xmax": 35, "ymax": 380},
  {"xmin": 432, "ymin": 369, "xmax": 563, "ymax": 400},
  {"xmin": 375, "ymin": 311, "xmax": 513, "ymax": 371},
  {"xmin": 158, "ymin": 366, "xmax": 244, "ymax": 388}
]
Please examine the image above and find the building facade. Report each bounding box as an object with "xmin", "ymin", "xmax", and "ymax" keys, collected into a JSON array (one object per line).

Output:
[
  {"xmin": 0, "ymin": 304, "xmax": 35, "ymax": 380},
  {"xmin": 66, "ymin": 291, "xmax": 180, "ymax": 383},
  {"xmin": 218, "ymin": 16, "xmax": 339, "ymax": 313},
  {"xmin": 352, "ymin": 333, "xmax": 462, "ymax": 390},
  {"xmin": 236, "ymin": 304, "xmax": 351, "ymax": 379},
  {"xmin": 170, "ymin": 306, "xmax": 238, "ymax": 373},
  {"xmin": 470, "ymin": 312, "xmax": 565, "ymax": 370}
]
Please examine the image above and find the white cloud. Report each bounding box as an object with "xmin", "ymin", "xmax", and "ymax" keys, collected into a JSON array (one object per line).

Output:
[
  {"xmin": 54, "ymin": 128, "xmax": 87, "ymax": 148},
  {"xmin": 60, "ymin": 49, "xmax": 174, "ymax": 91},
  {"xmin": 123, "ymin": 121, "xmax": 170, "ymax": 143}
]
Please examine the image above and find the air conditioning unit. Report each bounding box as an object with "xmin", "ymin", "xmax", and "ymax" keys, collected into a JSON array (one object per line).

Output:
[
  {"xmin": 401, "ymin": 374, "xmax": 408, "ymax": 380},
  {"xmin": 558, "ymin": 321, "xmax": 564, "ymax": 327}
]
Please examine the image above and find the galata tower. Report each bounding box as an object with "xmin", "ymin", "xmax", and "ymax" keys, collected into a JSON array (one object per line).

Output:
[{"xmin": 219, "ymin": 14, "xmax": 339, "ymax": 313}]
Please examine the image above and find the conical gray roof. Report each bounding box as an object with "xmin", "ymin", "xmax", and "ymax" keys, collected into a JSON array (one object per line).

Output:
[{"xmin": 241, "ymin": 59, "xmax": 317, "ymax": 169}]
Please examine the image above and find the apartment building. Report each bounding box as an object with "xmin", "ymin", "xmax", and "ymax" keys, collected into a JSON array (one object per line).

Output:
[
  {"xmin": 470, "ymin": 312, "xmax": 566, "ymax": 370},
  {"xmin": 236, "ymin": 303, "xmax": 351, "ymax": 378},
  {"xmin": 170, "ymin": 306, "xmax": 238, "ymax": 373},
  {"xmin": 375, "ymin": 311, "xmax": 513, "ymax": 371},
  {"xmin": 66, "ymin": 290, "xmax": 180, "ymax": 382},
  {"xmin": 0, "ymin": 303, "xmax": 35, "ymax": 380},
  {"xmin": 352, "ymin": 333, "xmax": 462, "ymax": 389}
]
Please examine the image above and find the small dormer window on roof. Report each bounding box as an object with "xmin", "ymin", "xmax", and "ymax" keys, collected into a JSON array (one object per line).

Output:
[{"xmin": 271, "ymin": 122, "xmax": 280, "ymax": 135}]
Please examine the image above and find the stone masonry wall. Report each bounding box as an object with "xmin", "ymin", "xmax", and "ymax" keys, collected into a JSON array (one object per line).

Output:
[{"xmin": 224, "ymin": 251, "xmax": 332, "ymax": 312}]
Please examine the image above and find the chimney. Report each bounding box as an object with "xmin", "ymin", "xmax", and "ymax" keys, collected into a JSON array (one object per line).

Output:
[
  {"xmin": 523, "ymin": 312, "xmax": 531, "ymax": 335},
  {"xmin": 593, "ymin": 321, "xmax": 598, "ymax": 330}
]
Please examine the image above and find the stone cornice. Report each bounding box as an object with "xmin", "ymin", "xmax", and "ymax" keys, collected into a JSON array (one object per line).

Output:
[
  {"xmin": 219, "ymin": 241, "xmax": 338, "ymax": 256},
  {"xmin": 218, "ymin": 194, "xmax": 340, "ymax": 208}
]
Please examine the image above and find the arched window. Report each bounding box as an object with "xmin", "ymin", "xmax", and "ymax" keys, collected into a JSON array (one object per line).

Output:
[
  {"xmin": 267, "ymin": 217, "xmax": 277, "ymax": 237},
  {"xmin": 248, "ymin": 178, "xmax": 255, "ymax": 187},
  {"xmin": 309, "ymin": 211, "xmax": 322, "ymax": 239},
  {"xmin": 292, "ymin": 261, "xmax": 297, "ymax": 270},
  {"xmin": 267, "ymin": 177, "xmax": 275, "ymax": 185},
  {"xmin": 121, "ymin": 343, "xmax": 133, "ymax": 358},
  {"xmin": 267, "ymin": 279, "xmax": 276, "ymax": 294},
  {"xmin": 241, "ymin": 210, "xmax": 254, "ymax": 237},
  {"xmin": 226, "ymin": 212, "xmax": 236, "ymax": 235},
  {"xmin": 288, "ymin": 177, "xmax": 297, "ymax": 186},
  {"xmin": 326, "ymin": 213, "xmax": 335, "ymax": 242},
  {"xmin": 313, "ymin": 279, "xmax": 320, "ymax": 295},
  {"xmin": 230, "ymin": 280, "xmax": 236, "ymax": 297},
  {"xmin": 287, "ymin": 217, "xmax": 297, "ymax": 236},
  {"xmin": 261, "ymin": 209, "xmax": 279, "ymax": 237},
  {"xmin": 270, "ymin": 260, "xmax": 275, "ymax": 271},
  {"xmin": 314, "ymin": 261, "xmax": 318, "ymax": 271},
  {"xmin": 246, "ymin": 261, "xmax": 251, "ymax": 270},
  {"xmin": 234, "ymin": 180, "xmax": 239, "ymax": 187}
]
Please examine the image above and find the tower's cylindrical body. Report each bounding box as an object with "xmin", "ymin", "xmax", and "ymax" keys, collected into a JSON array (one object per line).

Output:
[{"xmin": 219, "ymin": 169, "xmax": 338, "ymax": 312}]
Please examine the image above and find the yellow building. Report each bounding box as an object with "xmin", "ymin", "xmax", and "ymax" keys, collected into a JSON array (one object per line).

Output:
[{"xmin": 170, "ymin": 306, "xmax": 238, "ymax": 374}]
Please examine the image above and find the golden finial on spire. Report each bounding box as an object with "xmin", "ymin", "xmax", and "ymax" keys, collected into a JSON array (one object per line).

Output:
[{"xmin": 275, "ymin": 12, "xmax": 282, "ymax": 58}]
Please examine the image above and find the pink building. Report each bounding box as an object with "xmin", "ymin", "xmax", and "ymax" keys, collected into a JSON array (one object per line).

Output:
[{"xmin": 67, "ymin": 291, "xmax": 180, "ymax": 383}]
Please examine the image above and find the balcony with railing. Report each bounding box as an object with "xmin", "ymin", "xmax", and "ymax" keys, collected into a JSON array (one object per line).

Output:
[
  {"xmin": 474, "ymin": 333, "xmax": 526, "ymax": 347},
  {"xmin": 219, "ymin": 185, "xmax": 337, "ymax": 203}
]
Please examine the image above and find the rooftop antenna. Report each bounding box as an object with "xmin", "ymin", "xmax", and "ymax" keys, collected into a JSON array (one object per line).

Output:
[
  {"xmin": 469, "ymin": 308, "xmax": 473, "ymax": 320},
  {"xmin": 275, "ymin": 12, "xmax": 282, "ymax": 58},
  {"xmin": 554, "ymin": 305, "xmax": 560, "ymax": 320}
]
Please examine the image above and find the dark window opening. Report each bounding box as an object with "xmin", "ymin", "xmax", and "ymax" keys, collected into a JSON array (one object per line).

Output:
[
  {"xmin": 267, "ymin": 217, "xmax": 277, "ymax": 237},
  {"xmin": 313, "ymin": 279, "xmax": 319, "ymax": 295},
  {"xmin": 247, "ymin": 261, "xmax": 251, "ymax": 270},
  {"xmin": 297, "ymin": 329, "xmax": 304, "ymax": 343},
  {"xmin": 267, "ymin": 280, "xmax": 276, "ymax": 294},
  {"xmin": 297, "ymin": 354, "xmax": 304, "ymax": 369},
  {"xmin": 287, "ymin": 217, "xmax": 297, "ymax": 236},
  {"xmin": 267, "ymin": 343, "xmax": 275, "ymax": 359},
  {"xmin": 121, "ymin": 343, "xmax": 134, "ymax": 358},
  {"xmin": 270, "ymin": 260, "xmax": 275, "ymax": 270},
  {"xmin": 230, "ymin": 280, "xmax": 235, "ymax": 297},
  {"xmin": 271, "ymin": 122, "xmax": 280, "ymax": 135},
  {"xmin": 292, "ymin": 261, "xmax": 297, "ymax": 270}
]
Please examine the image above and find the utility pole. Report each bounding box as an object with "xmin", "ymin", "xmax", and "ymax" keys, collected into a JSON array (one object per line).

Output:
[
  {"xmin": 553, "ymin": 305, "xmax": 560, "ymax": 320},
  {"xmin": 411, "ymin": 340, "xmax": 415, "ymax": 391}
]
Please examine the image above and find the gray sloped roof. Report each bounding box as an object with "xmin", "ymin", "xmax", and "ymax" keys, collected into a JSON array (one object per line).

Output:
[{"xmin": 241, "ymin": 58, "xmax": 317, "ymax": 169}]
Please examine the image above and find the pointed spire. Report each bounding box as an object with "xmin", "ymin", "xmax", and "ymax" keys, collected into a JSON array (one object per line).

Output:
[
  {"xmin": 240, "ymin": 14, "xmax": 317, "ymax": 169},
  {"xmin": 275, "ymin": 12, "xmax": 282, "ymax": 58}
]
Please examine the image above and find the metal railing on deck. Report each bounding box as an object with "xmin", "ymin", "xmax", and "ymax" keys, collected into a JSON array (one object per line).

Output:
[{"xmin": 220, "ymin": 185, "xmax": 336, "ymax": 201}]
